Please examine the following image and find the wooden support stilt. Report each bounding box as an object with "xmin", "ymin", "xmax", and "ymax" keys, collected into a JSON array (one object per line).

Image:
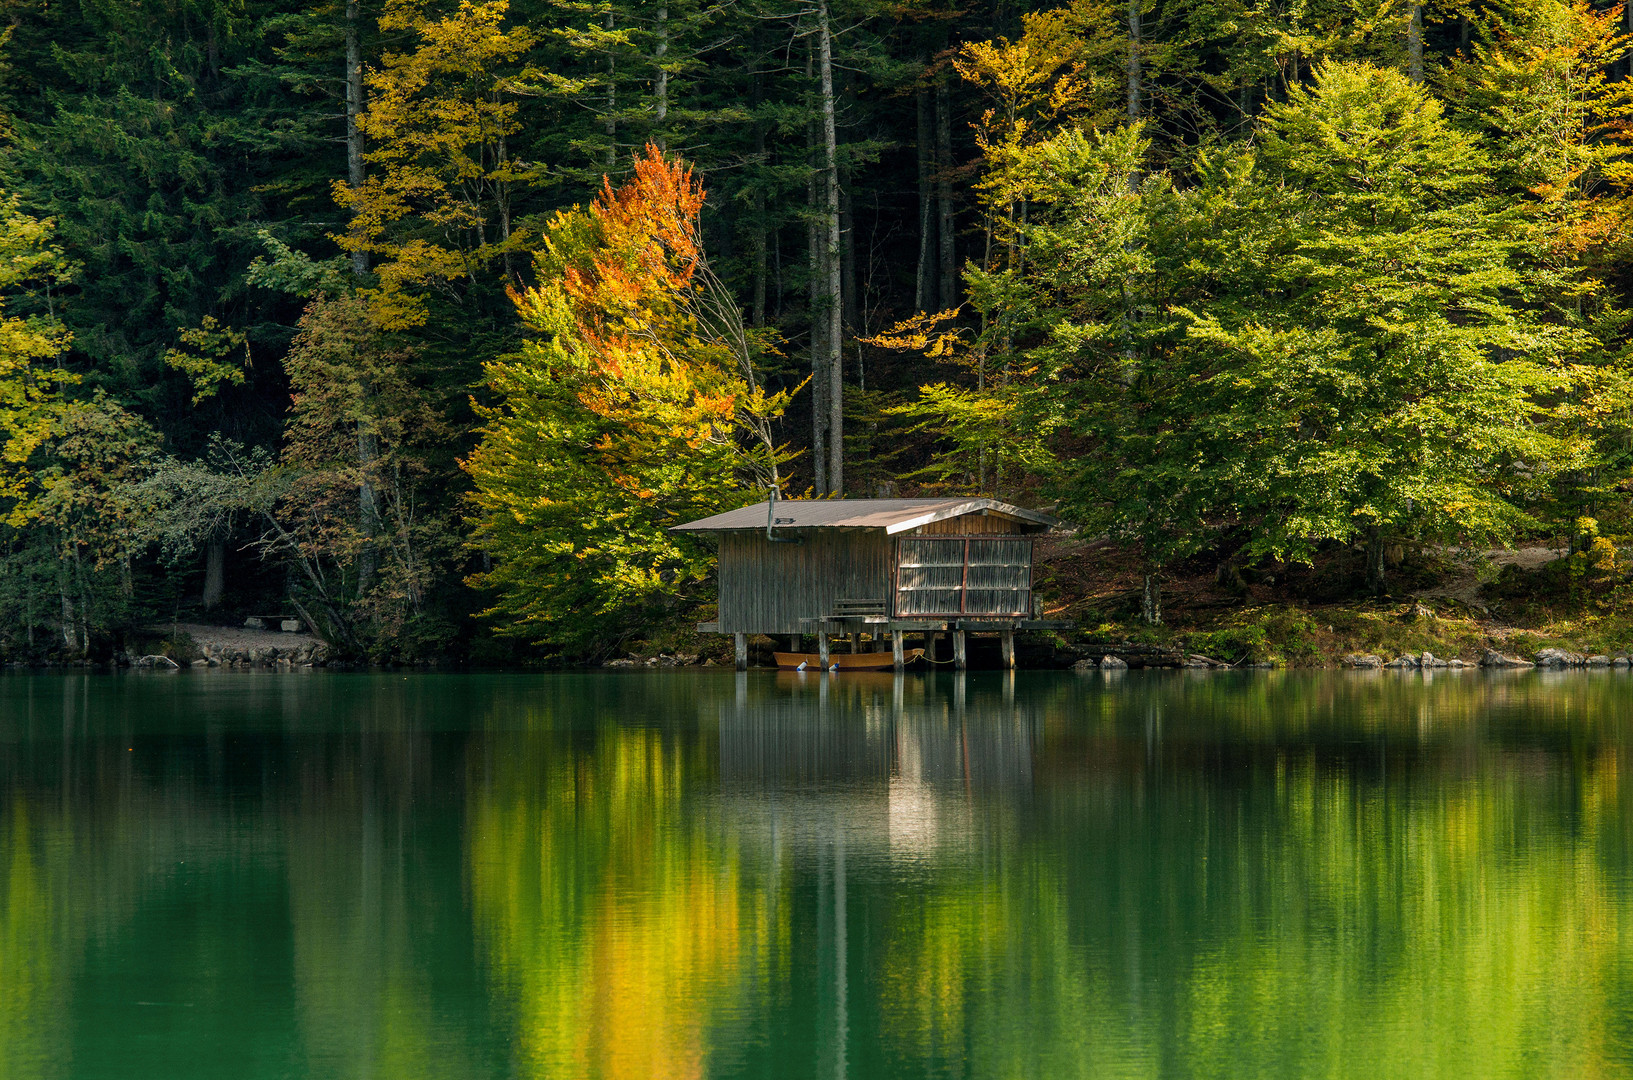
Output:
[
  {"xmin": 734, "ymin": 632, "xmax": 748, "ymax": 671},
  {"xmin": 818, "ymin": 631, "xmax": 831, "ymax": 666},
  {"xmin": 953, "ymin": 629, "xmax": 968, "ymax": 671},
  {"xmin": 892, "ymin": 629, "xmax": 904, "ymax": 671},
  {"xmin": 1001, "ymin": 628, "xmax": 1015, "ymax": 670}
]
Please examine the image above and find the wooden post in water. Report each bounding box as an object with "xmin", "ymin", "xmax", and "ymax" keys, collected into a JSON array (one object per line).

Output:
[
  {"xmin": 734, "ymin": 632, "xmax": 748, "ymax": 671},
  {"xmin": 953, "ymin": 630, "xmax": 968, "ymax": 670},
  {"xmin": 1000, "ymin": 628, "xmax": 1015, "ymax": 670},
  {"xmin": 819, "ymin": 631, "xmax": 831, "ymax": 666},
  {"xmin": 892, "ymin": 629, "xmax": 904, "ymax": 671}
]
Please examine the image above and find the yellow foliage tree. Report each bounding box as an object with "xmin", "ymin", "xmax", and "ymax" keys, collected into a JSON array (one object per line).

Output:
[
  {"xmin": 955, "ymin": 0, "xmax": 1124, "ymax": 266},
  {"xmin": 0, "ymin": 194, "xmax": 75, "ymax": 515},
  {"xmin": 333, "ymin": 0, "xmax": 541, "ymax": 327}
]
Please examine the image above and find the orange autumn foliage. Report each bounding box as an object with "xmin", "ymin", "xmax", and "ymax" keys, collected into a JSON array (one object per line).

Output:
[{"xmin": 466, "ymin": 147, "xmax": 788, "ymax": 651}]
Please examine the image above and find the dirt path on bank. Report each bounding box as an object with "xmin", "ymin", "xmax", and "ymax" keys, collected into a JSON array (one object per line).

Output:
[
  {"xmin": 1411, "ymin": 546, "xmax": 1564, "ymax": 616},
  {"xmin": 150, "ymin": 622, "xmax": 325, "ymax": 654}
]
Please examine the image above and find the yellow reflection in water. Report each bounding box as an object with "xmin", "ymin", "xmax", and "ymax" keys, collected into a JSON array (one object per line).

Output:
[
  {"xmin": 468, "ymin": 716, "xmax": 772, "ymax": 1080},
  {"xmin": 0, "ymin": 799, "xmax": 65, "ymax": 1080}
]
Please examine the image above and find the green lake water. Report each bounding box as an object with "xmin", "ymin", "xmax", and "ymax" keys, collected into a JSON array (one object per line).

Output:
[{"xmin": 2, "ymin": 669, "xmax": 1632, "ymax": 1078}]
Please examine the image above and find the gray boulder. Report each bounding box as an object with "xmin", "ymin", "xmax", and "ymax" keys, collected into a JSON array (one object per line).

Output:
[
  {"xmin": 1070, "ymin": 658, "xmax": 1098, "ymax": 673},
  {"xmin": 1100, "ymin": 655, "xmax": 1129, "ymax": 670},
  {"xmin": 1343, "ymin": 654, "xmax": 1383, "ymax": 669},
  {"xmin": 1535, "ymin": 647, "xmax": 1585, "ymax": 668},
  {"xmin": 1480, "ymin": 649, "xmax": 1532, "ymax": 668},
  {"xmin": 1587, "ymin": 655, "xmax": 1613, "ymax": 667},
  {"xmin": 1421, "ymin": 652, "xmax": 1447, "ymax": 668},
  {"xmin": 1614, "ymin": 656, "xmax": 1631, "ymax": 669},
  {"xmin": 1383, "ymin": 655, "xmax": 1419, "ymax": 669}
]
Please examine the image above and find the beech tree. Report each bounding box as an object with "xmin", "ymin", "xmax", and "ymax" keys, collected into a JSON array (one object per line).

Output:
[{"xmin": 466, "ymin": 148, "xmax": 790, "ymax": 653}]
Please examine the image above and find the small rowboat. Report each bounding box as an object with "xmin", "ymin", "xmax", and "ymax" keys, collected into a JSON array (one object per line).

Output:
[{"xmin": 774, "ymin": 649, "xmax": 924, "ymax": 671}]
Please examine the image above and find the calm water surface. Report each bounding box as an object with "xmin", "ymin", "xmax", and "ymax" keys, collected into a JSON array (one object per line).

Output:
[{"xmin": 2, "ymin": 669, "xmax": 1632, "ymax": 1078}]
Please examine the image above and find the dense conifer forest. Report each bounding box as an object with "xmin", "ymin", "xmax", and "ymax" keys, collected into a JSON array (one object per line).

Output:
[{"xmin": 0, "ymin": 0, "xmax": 1628, "ymax": 662}]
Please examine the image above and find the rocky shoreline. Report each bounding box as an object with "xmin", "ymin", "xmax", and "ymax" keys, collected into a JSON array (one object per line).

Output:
[
  {"xmin": 1342, "ymin": 647, "xmax": 1630, "ymax": 670},
  {"xmin": 122, "ymin": 622, "xmax": 331, "ymax": 670}
]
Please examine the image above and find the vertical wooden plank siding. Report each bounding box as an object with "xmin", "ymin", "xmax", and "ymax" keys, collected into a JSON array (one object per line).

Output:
[
  {"xmin": 717, "ymin": 530, "xmax": 891, "ymax": 633},
  {"xmin": 918, "ymin": 513, "xmax": 1030, "ymax": 535}
]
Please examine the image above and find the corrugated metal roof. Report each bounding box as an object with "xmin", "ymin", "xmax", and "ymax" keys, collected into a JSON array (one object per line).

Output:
[{"xmin": 672, "ymin": 497, "xmax": 1058, "ymax": 535}]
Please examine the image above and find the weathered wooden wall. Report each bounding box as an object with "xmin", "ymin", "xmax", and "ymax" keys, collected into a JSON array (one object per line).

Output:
[{"xmin": 718, "ymin": 530, "xmax": 892, "ymax": 634}]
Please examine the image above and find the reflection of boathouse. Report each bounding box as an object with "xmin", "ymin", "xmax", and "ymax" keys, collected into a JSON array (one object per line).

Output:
[
  {"xmin": 714, "ymin": 673, "xmax": 1040, "ymax": 857},
  {"xmin": 673, "ymin": 498, "xmax": 1070, "ymax": 669}
]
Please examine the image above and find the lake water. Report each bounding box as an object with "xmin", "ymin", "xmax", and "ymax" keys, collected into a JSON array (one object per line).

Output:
[{"xmin": 2, "ymin": 669, "xmax": 1632, "ymax": 1078}]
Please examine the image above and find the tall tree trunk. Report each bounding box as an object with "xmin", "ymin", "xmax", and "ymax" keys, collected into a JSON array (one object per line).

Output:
[
  {"xmin": 345, "ymin": 0, "xmax": 367, "ymax": 281},
  {"xmin": 347, "ymin": 0, "xmax": 379, "ymax": 599},
  {"xmin": 840, "ymin": 186, "xmax": 857, "ymax": 335},
  {"xmin": 1407, "ymin": 1, "xmax": 1423, "ymax": 83},
  {"xmin": 818, "ymin": 0, "xmax": 844, "ymax": 495},
  {"xmin": 752, "ymin": 189, "xmax": 768, "ymax": 326},
  {"xmin": 1141, "ymin": 571, "xmax": 1161, "ymax": 625},
  {"xmin": 751, "ymin": 79, "xmax": 768, "ymax": 326},
  {"xmin": 935, "ymin": 80, "xmax": 956, "ymax": 312},
  {"xmin": 72, "ymin": 543, "xmax": 90, "ymax": 656},
  {"xmin": 605, "ymin": 10, "xmax": 617, "ymax": 168},
  {"xmin": 357, "ymin": 422, "xmax": 381, "ymax": 595},
  {"xmin": 807, "ymin": 46, "xmax": 829, "ymax": 496},
  {"xmin": 1126, "ymin": 0, "xmax": 1142, "ymax": 121},
  {"xmin": 653, "ymin": 5, "xmax": 668, "ymax": 149},
  {"xmin": 202, "ymin": 541, "xmax": 225, "ymax": 611},
  {"xmin": 58, "ymin": 558, "xmax": 75, "ymax": 653},
  {"xmin": 915, "ymin": 83, "xmax": 935, "ymax": 312},
  {"xmin": 1366, "ymin": 527, "xmax": 1388, "ymax": 595}
]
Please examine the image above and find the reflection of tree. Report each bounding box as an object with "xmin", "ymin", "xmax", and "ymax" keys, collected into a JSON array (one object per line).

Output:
[
  {"xmin": 0, "ymin": 674, "xmax": 510, "ymax": 1080},
  {"xmin": 1, "ymin": 799, "xmax": 68, "ymax": 1080},
  {"xmin": 467, "ymin": 706, "xmax": 773, "ymax": 1080},
  {"xmin": 5, "ymin": 671, "xmax": 1633, "ymax": 1077},
  {"xmin": 871, "ymin": 672, "xmax": 1633, "ymax": 1078}
]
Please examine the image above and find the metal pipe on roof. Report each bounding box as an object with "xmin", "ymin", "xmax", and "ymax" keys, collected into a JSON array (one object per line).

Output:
[{"xmin": 766, "ymin": 487, "xmax": 802, "ymax": 543}]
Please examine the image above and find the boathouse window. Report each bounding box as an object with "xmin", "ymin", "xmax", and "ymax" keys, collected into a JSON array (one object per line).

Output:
[{"xmin": 894, "ymin": 537, "xmax": 1033, "ymax": 617}]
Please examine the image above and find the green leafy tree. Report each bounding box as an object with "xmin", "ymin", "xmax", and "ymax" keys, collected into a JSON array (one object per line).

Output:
[{"xmin": 1204, "ymin": 61, "xmax": 1586, "ymax": 590}]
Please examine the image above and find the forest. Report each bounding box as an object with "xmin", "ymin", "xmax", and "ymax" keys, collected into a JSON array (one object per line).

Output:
[{"xmin": 0, "ymin": 0, "xmax": 1627, "ymax": 662}]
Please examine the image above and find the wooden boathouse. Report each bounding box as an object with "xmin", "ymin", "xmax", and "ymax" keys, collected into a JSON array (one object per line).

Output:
[{"xmin": 673, "ymin": 497, "xmax": 1069, "ymax": 670}]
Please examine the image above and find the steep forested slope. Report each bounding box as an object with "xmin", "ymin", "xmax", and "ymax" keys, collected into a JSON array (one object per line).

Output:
[{"xmin": 0, "ymin": 0, "xmax": 1628, "ymax": 661}]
